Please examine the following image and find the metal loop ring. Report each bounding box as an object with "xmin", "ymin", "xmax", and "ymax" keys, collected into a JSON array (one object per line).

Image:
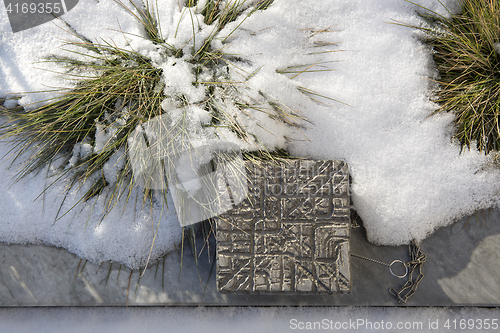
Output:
[{"xmin": 389, "ymin": 260, "xmax": 408, "ymax": 279}]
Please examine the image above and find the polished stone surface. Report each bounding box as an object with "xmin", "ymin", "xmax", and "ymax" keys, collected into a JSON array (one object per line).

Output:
[
  {"xmin": 1, "ymin": 209, "xmax": 500, "ymax": 306},
  {"xmin": 216, "ymin": 160, "xmax": 350, "ymax": 294}
]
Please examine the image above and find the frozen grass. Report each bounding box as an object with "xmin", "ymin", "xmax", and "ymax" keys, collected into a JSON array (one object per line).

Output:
[
  {"xmin": 408, "ymin": 0, "xmax": 500, "ymax": 154},
  {"xmin": 0, "ymin": 0, "xmax": 319, "ymax": 226},
  {"xmin": 0, "ymin": 0, "xmax": 337, "ymax": 268}
]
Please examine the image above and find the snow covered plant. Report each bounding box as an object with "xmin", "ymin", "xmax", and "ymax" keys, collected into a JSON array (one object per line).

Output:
[
  {"xmin": 409, "ymin": 0, "xmax": 500, "ymax": 154},
  {"xmin": 0, "ymin": 0, "xmax": 335, "ymax": 226}
]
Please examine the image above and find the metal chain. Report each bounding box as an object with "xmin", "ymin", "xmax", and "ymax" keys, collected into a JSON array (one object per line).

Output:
[
  {"xmin": 350, "ymin": 254, "xmax": 408, "ymax": 278},
  {"xmin": 350, "ymin": 253, "xmax": 391, "ymax": 267},
  {"xmin": 388, "ymin": 240, "xmax": 427, "ymax": 304},
  {"xmin": 351, "ymin": 240, "xmax": 427, "ymax": 304}
]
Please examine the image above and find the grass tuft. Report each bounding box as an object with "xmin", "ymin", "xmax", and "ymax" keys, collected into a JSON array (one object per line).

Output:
[
  {"xmin": 407, "ymin": 0, "xmax": 500, "ymax": 153},
  {"xmin": 0, "ymin": 0, "xmax": 340, "ymax": 267}
]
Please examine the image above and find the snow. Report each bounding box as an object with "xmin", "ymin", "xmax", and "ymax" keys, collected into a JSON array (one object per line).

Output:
[
  {"xmin": 494, "ymin": 42, "xmax": 500, "ymax": 56},
  {"xmin": 160, "ymin": 57, "xmax": 206, "ymax": 103},
  {"xmin": 0, "ymin": 140, "xmax": 182, "ymax": 269},
  {"xmin": 284, "ymin": 0, "xmax": 500, "ymax": 245},
  {"xmin": 2, "ymin": 0, "xmax": 500, "ymax": 269}
]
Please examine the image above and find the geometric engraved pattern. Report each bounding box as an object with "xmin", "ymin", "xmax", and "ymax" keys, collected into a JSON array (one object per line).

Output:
[{"xmin": 216, "ymin": 159, "xmax": 350, "ymax": 294}]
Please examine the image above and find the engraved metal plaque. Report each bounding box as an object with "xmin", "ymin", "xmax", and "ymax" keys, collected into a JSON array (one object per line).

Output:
[{"xmin": 216, "ymin": 159, "xmax": 350, "ymax": 294}]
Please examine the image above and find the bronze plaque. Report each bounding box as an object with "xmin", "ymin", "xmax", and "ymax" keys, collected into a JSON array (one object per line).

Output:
[{"xmin": 216, "ymin": 160, "xmax": 350, "ymax": 294}]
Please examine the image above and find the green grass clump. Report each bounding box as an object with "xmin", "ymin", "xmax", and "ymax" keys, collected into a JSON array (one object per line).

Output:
[
  {"xmin": 0, "ymin": 0, "xmax": 336, "ymax": 228},
  {"xmin": 409, "ymin": 0, "xmax": 500, "ymax": 153}
]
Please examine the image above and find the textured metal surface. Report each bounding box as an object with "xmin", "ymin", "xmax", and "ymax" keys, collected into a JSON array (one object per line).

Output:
[{"xmin": 216, "ymin": 160, "xmax": 351, "ymax": 294}]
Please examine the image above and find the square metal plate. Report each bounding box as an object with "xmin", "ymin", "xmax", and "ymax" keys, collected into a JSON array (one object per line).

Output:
[{"xmin": 216, "ymin": 159, "xmax": 350, "ymax": 294}]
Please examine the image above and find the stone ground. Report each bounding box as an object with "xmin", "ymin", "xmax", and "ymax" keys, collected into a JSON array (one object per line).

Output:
[{"xmin": 1, "ymin": 208, "xmax": 500, "ymax": 306}]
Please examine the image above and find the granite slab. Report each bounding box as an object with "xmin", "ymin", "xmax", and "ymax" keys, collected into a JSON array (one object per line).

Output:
[{"xmin": 1, "ymin": 207, "xmax": 500, "ymax": 306}]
